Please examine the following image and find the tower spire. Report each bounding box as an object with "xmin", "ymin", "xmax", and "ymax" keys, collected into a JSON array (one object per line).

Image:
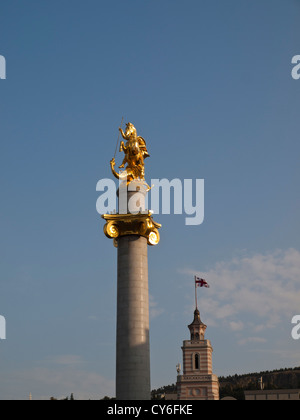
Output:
[{"xmin": 188, "ymin": 307, "xmax": 207, "ymax": 342}]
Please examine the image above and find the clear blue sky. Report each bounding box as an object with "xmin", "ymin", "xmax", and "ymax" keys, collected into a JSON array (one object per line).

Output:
[{"xmin": 0, "ymin": 0, "xmax": 299, "ymax": 399}]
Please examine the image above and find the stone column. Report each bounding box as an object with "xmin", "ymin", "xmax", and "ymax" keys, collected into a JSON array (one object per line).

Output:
[
  {"xmin": 116, "ymin": 234, "xmax": 150, "ymax": 400},
  {"xmin": 102, "ymin": 180, "xmax": 161, "ymax": 400}
]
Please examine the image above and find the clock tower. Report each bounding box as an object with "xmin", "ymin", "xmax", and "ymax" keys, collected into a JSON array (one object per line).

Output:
[{"xmin": 176, "ymin": 307, "xmax": 219, "ymax": 400}]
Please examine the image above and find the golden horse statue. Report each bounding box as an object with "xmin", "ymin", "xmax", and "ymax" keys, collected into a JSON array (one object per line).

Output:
[{"xmin": 110, "ymin": 122, "xmax": 150, "ymax": 183}]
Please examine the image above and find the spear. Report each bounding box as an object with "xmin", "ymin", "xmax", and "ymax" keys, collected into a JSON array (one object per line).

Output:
[{"xmin": 114, "ymin": 116, "xmax": 124, "ymax": 159}]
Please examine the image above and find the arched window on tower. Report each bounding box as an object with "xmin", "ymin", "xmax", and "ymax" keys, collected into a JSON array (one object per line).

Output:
[{"xmin": 195, "ymin": 353, "xmax": 200, "ymax": 370}]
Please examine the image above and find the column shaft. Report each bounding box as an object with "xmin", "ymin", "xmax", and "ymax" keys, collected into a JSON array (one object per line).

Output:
[{"xmin": 116, "ymin": 235, "xmax": 150, "ymax": 400}]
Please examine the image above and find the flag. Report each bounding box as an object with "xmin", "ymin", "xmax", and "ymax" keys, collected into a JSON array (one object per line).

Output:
[{"xmin": 195, "ymin": 276, "xmax": 210, "ymax": 288}]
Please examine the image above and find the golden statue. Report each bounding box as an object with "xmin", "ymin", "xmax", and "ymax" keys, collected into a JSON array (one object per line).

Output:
[
  {"xmin": 103, "ymin": 121, "xmax": 161, "ymax": 246},
  {"xmin": 110, "ymin": 122, "xmax": 150, "ymax": 183}
]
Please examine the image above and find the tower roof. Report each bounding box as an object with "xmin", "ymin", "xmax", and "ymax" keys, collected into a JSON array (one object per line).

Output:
[
  {"xmin": 188, "ymin": 308, "xmax": 206, "ymax": 328},
  {"xmin": 188, "ymin": 308, "xmax": 207, "ymax": 341}
]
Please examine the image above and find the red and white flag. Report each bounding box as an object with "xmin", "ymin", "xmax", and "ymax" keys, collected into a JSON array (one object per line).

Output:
[{"xmin": 195, "ymin": 276, "xmax": 210, "ymax": 288}]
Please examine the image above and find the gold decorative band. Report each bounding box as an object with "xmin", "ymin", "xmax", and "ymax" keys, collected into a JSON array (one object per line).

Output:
[{"xmin": 102, "ymin": 212, "xmax": 161, "ymax": 246}]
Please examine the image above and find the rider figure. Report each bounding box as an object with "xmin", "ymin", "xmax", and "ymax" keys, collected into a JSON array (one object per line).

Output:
[{"xmin": 118, "ymin": 123, "xmax": 150, "ymax": 170}]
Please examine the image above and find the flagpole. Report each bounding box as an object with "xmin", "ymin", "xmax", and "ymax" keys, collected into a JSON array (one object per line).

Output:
[
  {"xmin": 194, "ymin": 276, "xmax": 198, "ymax": 309},
  {"xmin": 194, "ymin": 276, "xmax": 209, "ymax": 312}
]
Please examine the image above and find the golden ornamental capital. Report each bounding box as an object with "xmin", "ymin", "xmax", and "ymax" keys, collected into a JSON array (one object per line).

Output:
[{"xmin": 102, "ymin": 212, "xmax": 161, "ymax": 246}]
